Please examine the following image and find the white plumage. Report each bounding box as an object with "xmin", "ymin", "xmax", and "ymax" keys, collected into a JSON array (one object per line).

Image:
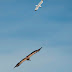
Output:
[{"xmin": 35, "ymin": 0, "xmax": 43, "ymax": 11}]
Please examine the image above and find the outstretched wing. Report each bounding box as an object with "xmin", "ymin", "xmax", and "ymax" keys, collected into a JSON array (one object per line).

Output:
[
  {"xmin": 27, "ymin": 47, "xmax": 42, "ymax": 58},
  {"xmin": 35, "ymin": 0, "xmax": 43, "ymax": 11},
  {"xmin": 14, "ymin": 58, "xmax": 26, "ymax": 68},
  {"xmin": 38, "ymin": 0, "xmax": 43, "ymax": 6}
]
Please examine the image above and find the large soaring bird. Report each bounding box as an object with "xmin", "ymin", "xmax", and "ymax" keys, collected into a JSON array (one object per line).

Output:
[
  {"xmin": 14, "ymin": 47, "xmax": 42, "ymax": 68},
  {"xmin": 35, "ymin": 0, "xmax": 43, "ymax": 11}
]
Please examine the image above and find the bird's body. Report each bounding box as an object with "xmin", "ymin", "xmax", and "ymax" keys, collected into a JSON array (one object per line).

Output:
[
  {"xmin": 14, "ymin": 47, "xmax": 42, "ymax": 68},
  {"xmin": 35, "ymin": 0, "xmax": 43, "ymax": 11}
]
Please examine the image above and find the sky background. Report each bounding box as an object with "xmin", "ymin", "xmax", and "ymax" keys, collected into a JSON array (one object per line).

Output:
[{"xmin": 0, "ymin": 0, "xmax": 72, "ymax": 72}]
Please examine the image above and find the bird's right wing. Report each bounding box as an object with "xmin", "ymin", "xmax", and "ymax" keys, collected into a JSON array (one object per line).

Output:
[{"xmin": 14, "ymin": 58, "xmax": 27, "ymax": 68}]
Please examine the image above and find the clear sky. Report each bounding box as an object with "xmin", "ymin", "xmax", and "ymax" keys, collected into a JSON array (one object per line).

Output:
[{"xmin": 0, "ymin": 0, "xmax": 72, "ymax": 72}]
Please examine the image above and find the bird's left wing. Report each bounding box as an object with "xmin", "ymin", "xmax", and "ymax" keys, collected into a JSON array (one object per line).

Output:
[
  {"xmin": 38, "ymin": 0, "xmax": 43, "ymax": 6},
  {"xmin": 27, "ymin": 47, "xmax": 42, "ymax": 58}
]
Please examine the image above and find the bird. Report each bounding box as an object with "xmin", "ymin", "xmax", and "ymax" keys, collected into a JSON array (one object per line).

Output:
[
  {"xmin": 35, "ymin": 0, "xmax": 43, "ymax": 11},
  {"xmin": 14, "ymin": 47, "xmax": 42, "ymax": 68}
]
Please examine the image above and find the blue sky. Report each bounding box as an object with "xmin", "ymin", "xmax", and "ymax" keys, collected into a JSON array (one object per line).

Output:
[{"xmin": 0, "ymin": 0, "xmax": 72, "ymax": 72}]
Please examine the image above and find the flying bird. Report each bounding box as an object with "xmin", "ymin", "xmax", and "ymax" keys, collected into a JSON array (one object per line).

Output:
[
  {"xmin": 35, "ymin": 0, "xmax": 43, "ymax": 11},
  {"xmin": 14, "ymin": 47, "xmax": 42, "ymax": 68}
]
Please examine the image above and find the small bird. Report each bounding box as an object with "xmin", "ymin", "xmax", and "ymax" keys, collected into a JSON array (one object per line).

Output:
[
  {"xmin": 14, "ymin": 47, "xmax": 42, "ymax": 68},
  {"xmin": 35, "ymin": 0, "xmax": 43, "ymax": 11}
]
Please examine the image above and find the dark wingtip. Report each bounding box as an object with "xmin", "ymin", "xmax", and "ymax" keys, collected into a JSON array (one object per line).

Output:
[
  {"xmin": 35, "ymin": 10, "xmax": 37, "ymax": 11},
  {"xmin": 14, "ymin": 63, "xmax": 19, "ymax": 68},
  {"xmin": 40, "ymin": 47, "xmax": 42, "ymax": 49},
  {"xmin": 40, "ymin": 47, "xmax": 42, "ymax": 48},
  {"xmin": 14, "ymin": 65, "xmax": 17, "ymax": 68},
  {"xmin": 38, "ymin": 47, "xmax": 42, "ymax": 51},
  {"xmin": 14, "ymin": 66, "xmax": 16, "ymax": 68}
]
